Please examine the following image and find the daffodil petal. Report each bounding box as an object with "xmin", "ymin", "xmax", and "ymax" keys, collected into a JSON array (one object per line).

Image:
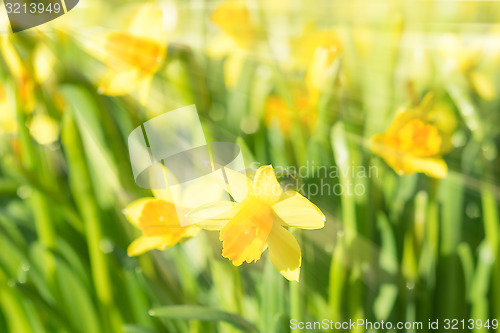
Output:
[
  {"xmin": 151, "ymin": 167, "xmax": 181, "ymax": 202},
  {"xmin": 129, "ymin": 5, "xmax": 164, "ymax": 42},
  {"xmin": 267, "ymin": 224, "xmax": 301, "ymax": 282},
  {"xmin": 272, "ymin": 191, "xmax": 325, "ymax": 229},
  {"xmin": 384, "ymin": 109, "xmax": 419, "ymax": 135},
  {"xmin": 402, "ymin": 156, "xmax": 448, "ymax": 179},
  {"xmin": 127, "ymin": 236, "xmax": 173, "ymax": 256},
  {"xmin": 470, "ymin": 71, "xmax": 497, "ymax": 101},
  {"xmin": 179, "ymin": 177, "xmax": 226, "ymax": 208},
  {"xmin": 253, "ymin": 165, "xmax": 283, "ymax": 204},
  {"xmin": 98, "ymin": 70, "xmax": 139, "ymax": 96},
  {"xmin": 371, "ymin": 131, "xmax": 448, "ymax": 179},
  {"xmin": 220, "ymin": 197, "xmax": 274, "ymax": 266},
  {"xmin": 210, "ymin": 0, "xmax": 255, "ymax": 49},
  {"xmin": 186, "ymin": 201, "xmax": 238, "ymax": 230},
  {"xmin": 183, "ymin": 225, "xmax": 202, "ymax": 238},
  {"xmin": 123, "ymin": 197, "xmax": 154, "ymax": 226},
  {"xmin": 214, "ymin": 167, "xmax": 251, "ymax": 203},
  {"xmin": 224, "ymin": 50, "xmax": 246, "ymax": 89}
]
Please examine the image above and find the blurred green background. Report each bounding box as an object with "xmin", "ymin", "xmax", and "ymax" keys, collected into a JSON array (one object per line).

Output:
[{"xmin": 1, "ymin": 0, "xmax": 500, "ymax": 332}]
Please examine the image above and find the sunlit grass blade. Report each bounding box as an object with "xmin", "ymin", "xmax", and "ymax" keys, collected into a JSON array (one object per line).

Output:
[
  {"xmin": 436, "ymin": 174, "xmax": 465, "ymax": 318},
  {"xmin": 149, "ymin": 305, "xmax": 259, "ymax": 333},
  {"xmin": 60, "ymin": 85, "xmax": 122, "ymax": 208},
  {"xmin": 374, "ymin": 212, "xmax": 398, "ymax": 321},
  {"xmin": 61, "ymin": 109, "xmax": 122, "ymax": 332},
  {"xmin": 122, "ymin": 324, "xmax": 158, "ymax": 333}
]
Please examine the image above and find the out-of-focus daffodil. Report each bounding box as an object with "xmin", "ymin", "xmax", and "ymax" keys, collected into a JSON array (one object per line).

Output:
[
  {"xmin": 29, "ymin": 114, "xmax": 60, "ymax": 145},
  {"xmin": 211, "ymin": 0, "xmax": 256, "ymax": 50},
  {"xmin": 469, "ymin": 71, "xmax": 496, "ymax": 101},
  {"xmin": 371, "ymin": 94, "xmax": 456, "ymax": 178},
  {"xmin": 265, "ymin": 91, "xmax": 316, "ymax": 136},
  {"xmin": 292, "ymin": 26, "xmax": 342, "ymax": 96},
  {"xmin": 90, "ymin": 5, "xmax": 166, "ymax": 104},
  {"xmin": 207, "ymin": 0, "xmax": 258, "ymax": 88},
  {"xmin": 0, "ymin": 35, "xmax": 36, "ymax": 112},
  {"xmin": 188, "ymin": 165, "xmax": 325, "ymax": 281},
  {"xmin": 33, "ymin": 43, "xmax": 57, "ymax": 84},
  {"xmin": 439, "ymin": 34, "xmax": 497, "ymax": 101},
  {"xmin": 123, "ymin": 187, "xmax": 200, "ymax": 257},
  {"xmin": 0, "ymin": 28, "xmax": 40, "ymax": 137},
  {"xmin": 294, "ymin": 26, "xmax": 341, "ymax": 68},
  {"xmin": 123, "ymin": 169, "xmax": 227, "ymax": 256}
]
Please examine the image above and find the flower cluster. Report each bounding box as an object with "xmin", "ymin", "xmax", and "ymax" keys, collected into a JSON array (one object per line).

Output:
[{"xmin": 124, "ymin": 165, "xmax": 325, "ymax": 281}]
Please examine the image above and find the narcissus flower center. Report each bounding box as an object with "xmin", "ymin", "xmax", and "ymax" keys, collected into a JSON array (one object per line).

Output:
[
  {"xmin": 105, "ymin": 32, "xmax": 161, "ymax": 73},
  {"xmin": 395, "ymin": 119, "xmax": 442, "ymax": 157},
  {"xmin": 138, "ymin": 200, "xmax": 186, "ymax": 238},
  {"xmin": 219, "ymin": 196, "xmax": 274, "ymax": 266}
]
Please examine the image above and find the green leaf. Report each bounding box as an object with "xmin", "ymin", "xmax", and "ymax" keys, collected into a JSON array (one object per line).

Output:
[
  {"xmin": 60, "ymin": 85, "xmax": 121, "ymax": 208},
  {"xmin": 149, "ymin": 305, "xmax": 258, "ymax": 333},
  {"xmin": 122, "ymin": 324, "xmax": 158, "ymax": 333}
]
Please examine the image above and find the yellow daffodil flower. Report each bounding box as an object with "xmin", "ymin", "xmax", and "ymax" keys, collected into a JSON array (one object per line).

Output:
[
  {"xmin": 90, "ymin": 5, "xmax": 166, "ymax": 104},
  {"xmin": 123, "ymin": 187, "xmax": 200, "ymax": 257},
  {"xmin": 207, "ymin": 0, "xmax": 258, "ymax": 88},
  {"xmin": 294, "ymin": 26, "xmax": 341, "ymax": 68},
  {"xmin": 439, "ymin": 34, "xmax": 496, "ymax": 101},
  {"xmin": 292, "ymin": 25, "xmax": 342, "ymax": 96},
  {"xmin": 0, "ymin": 34, "xmax": 36, "ymax": 112},
  {"xmin": 187, "ymin": 165, "xmax": 325, "ymax": 281},
  {"xmin": 211, "ymin": 0, "xmax": 256, "ymax": 50},
  {"xmin": 371, "ymin": 94, "xmax": 456, "ymax": 178},
  {"xmin": 123, "ymin": 169, "xmax": 227, "ymax": 256},
  {"xmin": 265, "ymin": 91, "xmax": 316, "ymax": 136}
]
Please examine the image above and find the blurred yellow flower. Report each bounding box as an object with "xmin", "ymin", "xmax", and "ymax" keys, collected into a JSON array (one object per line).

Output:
[
  {"xmin": 211, "ymin": 0, "xmax": 256, "ymax": 50},
  {"xmin": 371, "ymin": 94, "xmax": 456, "ymax": 178},
  {"xmin": 0, "ymin": 81, "xmax": 17, "ymax": 136},
  {"xmin": 96, "ymin": 5, "xmax": 166, "ymax": 104},
  {"xmin": 188, "ymin": 165, "xmax": 325, "ymax": 281},
  {"xmin": 293, "ymin": 26, "xmax": 342, "ymax": 95},
  {"xmin": 207, "ymin": 0, "xmax": 258, "ymax": 88},
  {"xmin": 123, "ymin": 167, "xmax": 229, "ymax": 256},
  {"xmin": 29, "ymin": 114, "xmax": 60, "ymax": 145},
  {"xmin": 123, "ymin": 190, "xmax": 200, "ymax": 257},
  {"xmin": 33, "ymin": 43, "xmax": 57, "ymax": 84},
  {"xmin": 265, "ymin": 91, "xmax": 316, "ymax": 135},
  {"xmin": 439, "ymin": 34, "xmax": 497, "ymax": 101},
  {"xmin": 294, "ymin": 26, "xmax": 341, "ymax": 68},
  {"xmin": 0, "ymin": 35, "xmax": 35, "ymax": 112}
]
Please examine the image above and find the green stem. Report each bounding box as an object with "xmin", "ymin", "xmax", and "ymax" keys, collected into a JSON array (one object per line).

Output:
[
  {"xmin": 61, "ymin": 112, "xmax": 121, "ymax": 332},
  {"xmin": 16, "ymin": 93, "xmax": 56, "ymax": 287},
  {"xmin": 481, "ymin": 181, "xmax": 500, "ymax": 319}
]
